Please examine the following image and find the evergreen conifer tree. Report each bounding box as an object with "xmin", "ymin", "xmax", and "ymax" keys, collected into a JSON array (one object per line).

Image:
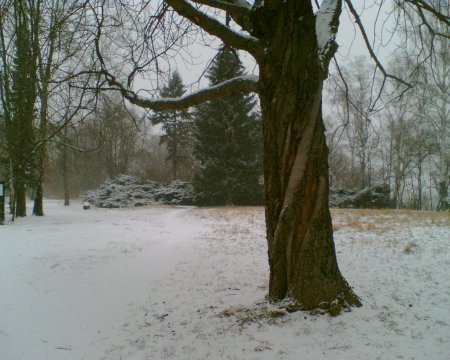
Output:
[
  {"xmin": 193, "ymin": 46, "xmax": 263, "ymax": 206},
  {"xmin": 152, "ymin": 71, "xmax": 193, "ymax": 180}
]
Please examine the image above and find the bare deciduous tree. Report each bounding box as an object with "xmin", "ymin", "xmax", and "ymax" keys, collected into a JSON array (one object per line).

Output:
[
  {"xmin": 328, "ymin": 57, "xmax": 382, "ymax": 190},
  {"xmin": 96, "ymin": 95, "xmax": 141, "ymax": 179}
]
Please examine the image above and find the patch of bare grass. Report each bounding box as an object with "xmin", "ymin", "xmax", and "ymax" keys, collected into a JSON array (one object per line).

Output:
[
  {"xmin": 403, "ymin": 241, "xmax": 419, "ymax": 254},
  {"xmin": 194, "ymin": 206, "xmax": 263, "ymax": 222},
  {"xmin": 217, "ymin": 302, "xmax": 287, "ymax": 328},
  {"xmin": 331, "ymin": 208, "xmax": 450, "ymax": 233}
]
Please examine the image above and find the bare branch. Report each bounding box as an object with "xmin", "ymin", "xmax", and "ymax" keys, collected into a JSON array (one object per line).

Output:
[
  {"xmin": 344, "ymin": 0, "xmax": 411, "ymax": 88},
  {"xmin": 405, "ymin": 0, "xmax": 450, "ymax": 27},
  {"xmin": 91, "ymin": 8, "xmax": 258, "ymax": 112},
  {"xmin": 34, "ymin": 139, "xmax": 101, "ymax": 153},
  {"xmin": 165, "ymin": 0, "xmax": 262, "ymax": 59},
  {"xmin": 191, "ymin": 0, "xmax": 250, "ymax": 14},
  {"xmin": 191, "ymin": 0, "xmax": 253, "ymax": 32},
  {"xmin": 102, "ymin": 70, "xmax": 259, "ymax": 111}
]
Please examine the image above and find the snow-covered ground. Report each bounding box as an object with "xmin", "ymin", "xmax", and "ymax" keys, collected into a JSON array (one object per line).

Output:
[{"xmin": 0, "ymin": 200, "xmax": 449, "ymax": 360}]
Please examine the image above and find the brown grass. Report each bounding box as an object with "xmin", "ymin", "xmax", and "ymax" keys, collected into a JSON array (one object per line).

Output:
[
  {"xmin": 331, "ymin": 208, "xmax": 450, "ymax": 232},
  {"xmin": 193, "ymin": 206, "xmax": 449, "ymax": 234},
  {"xmin": 403, "ymin": 241, "xmax": 419, "ymax": 254},
  {"xmin": 217, "ymin": 304, "xmax": 287, "ymax": 327}
]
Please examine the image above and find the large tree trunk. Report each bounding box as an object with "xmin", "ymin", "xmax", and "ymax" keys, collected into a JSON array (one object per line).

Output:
[
  {"xmin": 257, "ymin": 0, "xmax": 360, "ymax": 311},
  {"xmin": 13, "ymin": 159, "xmax": 28, "ymax": 217},
  {"xmin": 437, "ymin": 180, "xmax": 448, "ymax": 211},
  {"xmin": 33, "ymin": 148, "xmax": 46, "ymax": 216},
  {"xmin": 15, "ymin": 182, "xmax": 27, "ymax": 217},
  {"xmin": 62, "ymin": 141, "xmax": 70, "ymax": 206},
  {"xmin": 33, "ymin": 182, "xmax": 44, "ymax": 216},
  {"xmin": 172, "ymin": 120, "xmax": 178, "ymax": 180},
  {"xmin": 8, "ymin": 159, "xmax": 15, "ymax": 220}
]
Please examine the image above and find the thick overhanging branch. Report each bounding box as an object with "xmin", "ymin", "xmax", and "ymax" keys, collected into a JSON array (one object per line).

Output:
[
  {"xmin": 103, "ymin": 71, "xmax": 259, "ymax": 111},
  {"xmin": 191, "ymin": 0, "xmax": 253, "ymax": 33},
  {"xmin": 165, "ymin": 0, "xmax": 262, "ymax": 59},
  {"xmin": 93, "ymin": 9, "xmax": 258, "ymax": 111}
]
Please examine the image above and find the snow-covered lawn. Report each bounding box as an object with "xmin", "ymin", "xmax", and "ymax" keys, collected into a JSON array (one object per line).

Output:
[{"xmin": 1, "ymin": 200, "xmax": 449, "ymax": 360}]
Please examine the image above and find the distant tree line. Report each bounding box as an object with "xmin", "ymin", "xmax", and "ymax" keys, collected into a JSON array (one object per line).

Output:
[
  {"xmin": 325, "ymin": 6, "xmax": 449, "ymax": 211},
  {"xmin": 1, "ymin": 0, "xmax": 447, "ymax": 218},
  {"xmin": 0, "ymin": 0, "xmax": 95, "ymax": 218},
  {"xmin": 0, "ymin": 2, "xmax": 263, "ymax": 217}
]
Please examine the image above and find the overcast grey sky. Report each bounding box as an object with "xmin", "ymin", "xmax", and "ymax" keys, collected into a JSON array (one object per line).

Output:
[
  {"xmin": 180, "ymin": 2, "xmax": 394, "ymax": 95},
  {"xmin": 133, "ymin": 1, "xmax": 398, "ymax": 97}
]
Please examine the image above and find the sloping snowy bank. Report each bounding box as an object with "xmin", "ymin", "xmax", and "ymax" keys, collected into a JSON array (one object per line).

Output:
[{"xmin": 0, "ymin": 201, "xmax": 449, "ymax": 359}]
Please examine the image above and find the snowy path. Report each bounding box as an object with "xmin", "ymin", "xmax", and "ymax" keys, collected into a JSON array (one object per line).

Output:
[
  {"xmin": 0, "ymin": 201, "xmax": 449, "ymax": 359},
  {"xmin": 0, "ymin": 201, "xmax": 203, "ymax": 359}
]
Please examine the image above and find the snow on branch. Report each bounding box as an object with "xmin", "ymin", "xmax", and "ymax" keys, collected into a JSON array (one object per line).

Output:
[
  {"xmin": 191, "ymin": 0, "xmax": 253, "ymax": 32},
  {"xmin": 166, "ymin": 0, "xmax": 262, "ymax": 58},
  {"xmin": 192, "ymin": 0, "xmax": 252, "ymax": 12},
  {"xmin": 315, "ymin": 0, "xmax": 342, "ymax": 70},
  {"xmin": 103, "ymin": 71, "xmax": 259, "ymax": 111}
]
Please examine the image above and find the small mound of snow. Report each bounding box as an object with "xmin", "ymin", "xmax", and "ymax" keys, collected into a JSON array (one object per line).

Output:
[{"xmin": 83, "ymin": 175, "xmax": 195, "ymax": 208}]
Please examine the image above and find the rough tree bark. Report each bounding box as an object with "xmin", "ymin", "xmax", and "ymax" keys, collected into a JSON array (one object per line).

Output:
[
  {"xmin": 33, "ymin": 90, "xmax": 48, "ymax": 216},
  {"xmin": 255, "ymin": 0, "xmax": 360, "ymax": 309},
  {"xmin": 14, "ymin": 180, "xmax": 27, "ymax": 217},
  {"xmin": 32, "ymin": 180, "xmax": 44, "ymax": 216}
]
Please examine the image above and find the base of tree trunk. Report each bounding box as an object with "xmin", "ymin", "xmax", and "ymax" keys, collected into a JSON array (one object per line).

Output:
[
  {"xmin": 33, "ymin": 185, "xmax": 44, "ymax": 216},
  {"xmin": 15, "ymin": 186, "xmax": 27, "ymax": 217},
  {"xmin": 278, "ymin": 281, "xmax": 361, "ymax": 316}
]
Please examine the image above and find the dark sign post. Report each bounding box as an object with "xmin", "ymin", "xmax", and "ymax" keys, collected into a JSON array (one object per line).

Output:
[{"xmin": 0, "ymin": 181, "xmax": 5, "ymax": 224}]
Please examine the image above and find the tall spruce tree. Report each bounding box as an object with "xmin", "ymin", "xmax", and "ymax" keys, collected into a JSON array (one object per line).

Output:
[
  {"xmin": 193, "ymin": 46, "xmax": 262, "ymax": 206},
  {"xmin": 152, "ymin": 71, "xmax": 193, "ymax": 180}
]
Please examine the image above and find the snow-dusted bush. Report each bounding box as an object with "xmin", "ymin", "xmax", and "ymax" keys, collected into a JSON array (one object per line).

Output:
[
  {"xmin": 83, "ymin": 175, "xmax": 195, "ymax": 208},
  {"xmin": 330, "ymin": 185, "xmax": 391, "ymax": 209},
  {"xmin": 154, "ymin": 180, "xmax": 195, "ymax": 205}
]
